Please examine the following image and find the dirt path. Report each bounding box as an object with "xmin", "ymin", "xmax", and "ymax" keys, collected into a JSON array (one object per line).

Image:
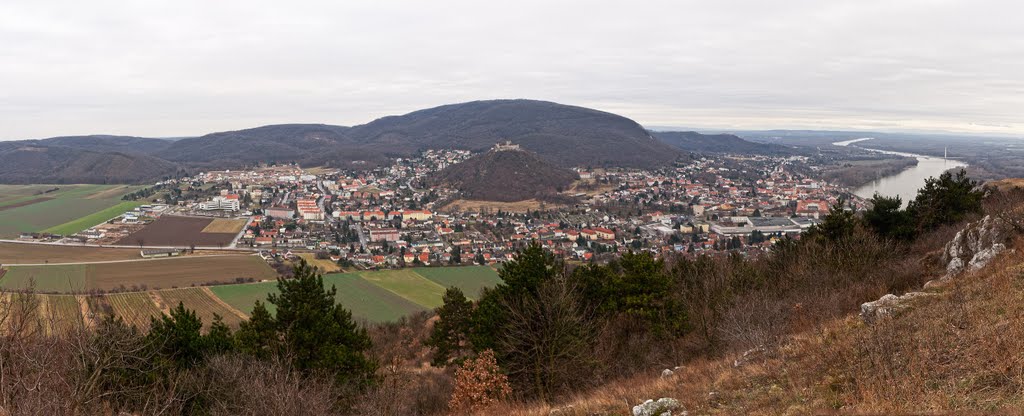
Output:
[
  {"xmin": 149, "ymin": 291, "xmax": 171, "ymax": 316},
  {"xmin": 202, "ymin": 287, "xmax": 249, "ymax": 320},
  {"xmin": 37, "ymin": 295, "xmax": 51, "ymax": 335},
  {"xmin": 75, "ymin": 295, "xmax": 93, "ymax": 329}
]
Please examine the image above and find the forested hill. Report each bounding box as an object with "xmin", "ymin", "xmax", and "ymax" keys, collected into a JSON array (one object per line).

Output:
[
  {"xmin": 0, "ymin": 100, "xmax": 686, "ymax": 183},
  {"xmin": 430, "ymin": 148, "xmax": 579, "ymax": 202},
  {"xmin": 652, "ymin": 130, "xmax": 801, "ymax": 155}
]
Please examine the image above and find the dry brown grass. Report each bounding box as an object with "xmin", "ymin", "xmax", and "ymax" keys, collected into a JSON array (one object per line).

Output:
[
  {"xmin": 201, "ymin": 218, "xmax": 248, "ymax": 234},
  {"xmin": 297, "ymin": 253, "xmax": 342, "ymax": 273},
  {"xmin": 491, "ymin": 237, "xmax": 1024, "ymax": 416},
  {"xmin": 985, "ymin": 178, "xmax": 1024, "ymax": 193}
]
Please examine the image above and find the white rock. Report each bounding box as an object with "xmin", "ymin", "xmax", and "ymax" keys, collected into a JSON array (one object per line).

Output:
[
  {"xmin": 661, "ymin": 369, "xmax": 675, "ymax": 378},
  {"xmin": 942, "ymin": 215, "xmax": 1012, "ymax": 279},
  {"xmin": 633, "ymin": 398, "xmax": 682, "ymax": 416},
  {"xmin": 860, "ymin": 292, "xmax": 935, "ymax": 323}
]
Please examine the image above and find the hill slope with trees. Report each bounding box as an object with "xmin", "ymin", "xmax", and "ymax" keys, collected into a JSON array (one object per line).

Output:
[
  {"xmin": 652, "ymin": 130, "xmax": 801, "ymax": 155},
  {"xmin": 0, "ymin": 100, "xmax": 684, "ymax": 183},
  {"xmin": 430, "ymin": 148, "xmax": 579, "ymax": 202}
]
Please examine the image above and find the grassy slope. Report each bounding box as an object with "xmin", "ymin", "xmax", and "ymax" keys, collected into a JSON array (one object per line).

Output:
[{"xmin": 501, "ymin": 243, "xmax": 1024, "ymax": 415}]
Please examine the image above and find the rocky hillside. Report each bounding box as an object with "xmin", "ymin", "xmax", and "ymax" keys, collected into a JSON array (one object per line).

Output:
[{"xmin": 430, "ymin": 148, "xmax": 579, "ymax": 202}]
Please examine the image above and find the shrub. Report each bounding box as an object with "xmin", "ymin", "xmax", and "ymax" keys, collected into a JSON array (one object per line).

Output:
[{"xmin": 448, "ymin": 350, "xmax": 511, "ymax": 413}]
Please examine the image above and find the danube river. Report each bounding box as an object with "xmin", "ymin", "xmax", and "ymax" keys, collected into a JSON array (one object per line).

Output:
[{"xmin": 834, "ymin": 138, "xmax": 968, "ymax": 206}]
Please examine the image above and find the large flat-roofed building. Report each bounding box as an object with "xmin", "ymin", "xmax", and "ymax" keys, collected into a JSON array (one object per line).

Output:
[
  {"xmin": 141, "ymin": 248, "xmax": 181, "ymax": 258},
  {"xmin": 369, "ymin": 228, "xmax": 400, "ymax": 242},
  {"xmin": 199, "ymin": 195, "xmax": 240, "ymax": 211},
  {"xmin": 266, "ymin": 206, "xmax": 295, "ymax": 219},
  {"xmin": 296, "ymin": 199, "xmax": 324, "ymax": 221}
]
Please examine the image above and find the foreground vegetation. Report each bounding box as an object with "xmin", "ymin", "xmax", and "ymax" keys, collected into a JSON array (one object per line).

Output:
[{"xmin": 0, "ymin": 169, "xmax": 1014, "ymax": 415}]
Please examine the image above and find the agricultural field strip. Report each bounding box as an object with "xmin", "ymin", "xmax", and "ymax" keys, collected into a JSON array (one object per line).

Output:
[
  {"xmin": 0, "ymin": 264, "xmax": 89, "ymax": 293},
  {"xmin": 45, "ymin": 295, "xmax": 83, "ymax": 332},
  {"xmin": 6, "ymin": 253, "xmax": 259, "ymax": 267},
  {"xmin": 209, "ymin": 281, "xmax": 280, "ymax": 316},
  {"xmin": 322, "ymin": 274, "xmax": 429, "ymax": 322},
  {"xmin": 0, "ymin": 185, "xmax": 140, "ymax": 237},
  {"xmin": 42, "ymin": 201, "xmax": 142, "ymax": 236},
  {"xmin": 0, "ymin": 241, "xmax": 146, "ymax": 264},
  {"xmin": 86, "ymin": 255, "xmax": 278, "ymax": 292},
  {"xmin": 201, "ymin": 219, "xmax": 248, "ymax": 234},
  {"xmin": 353, "ymin": 269, "xmax": 448, "ymax": 309},
  {"xmin": 6, "ymin": 266, "xmax": 504, "ymax": 328},
  {"xmin": 160, "ymin": 288, "xmax": 244, "ymax": 327},
  {"xmin": 202, "ymin": 286, "xmax": 249, "ymax": 320},
  {"xmin": 106, "ymin": 292, "xmax": 163, "ymax": 329},
  {"xmin": 118, "ymin": 216, "xmax": 240, "ymax": 247},
  {"xmin": 412, "ymin": 266, "xmax": 502, "ymax": 300}
]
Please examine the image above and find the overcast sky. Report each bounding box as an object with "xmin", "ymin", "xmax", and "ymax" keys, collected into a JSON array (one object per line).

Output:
[{"xmin": 2, "ymin": 0, "xmax": 1022, "ymax": 139}]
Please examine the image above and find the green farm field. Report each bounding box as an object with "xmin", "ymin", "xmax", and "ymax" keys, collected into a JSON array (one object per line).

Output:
[
  {"xmin": 323, "ymin": 273, "xmax": 428, "ymax": 321},
  {"xmin": 0, "ymin": 184, "xmax": 143, "ymax": 237},
  {"xmin": 4, "ymin": 265, "xmax": 505, "ymax": 328},
  {"xmin": 413, "ymin": 265, "xmax": 501, "ymax": 299},
  {"xmin": 356, "ymin": 269, "xmax": 447, "ymax": 308},
  {"xmin": 212, "ymin": 266, "xmax": 501, "ymax": 323},
  {"xmin": 0, "ymin": 264, "xmax": 89, "ymax": 292},
  {"xmin": 43, "ymin": 201, "xmax": 141, "ymax": 236},
  {"xmin": 209, "ymin": 281, "xmax": 280, "ymax": 315}
]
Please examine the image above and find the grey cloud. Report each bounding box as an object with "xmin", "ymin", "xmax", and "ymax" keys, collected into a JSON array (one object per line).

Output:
[{"xmin": 1, "ymin": 0, "xmax": 1022, "ymax": 139}]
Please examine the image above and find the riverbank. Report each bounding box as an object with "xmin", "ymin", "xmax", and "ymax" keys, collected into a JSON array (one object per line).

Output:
[
  {"xmin": 832, "ymin": 138, "xmax": 968, "ymax": 205},
  {"xmin": 820, "ymin": 157, "xmax": 920, "ymax": 189}
]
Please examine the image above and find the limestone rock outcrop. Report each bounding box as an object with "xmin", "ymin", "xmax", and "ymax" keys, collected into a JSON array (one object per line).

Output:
[{"xmin": 942, "ymin": 215, "xmax": 1011, "ymax": 277}]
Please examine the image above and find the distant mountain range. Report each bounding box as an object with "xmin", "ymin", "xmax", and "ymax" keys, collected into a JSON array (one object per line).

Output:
[
  {"xmin": 651, "ymin": 131, "xmax": 800, "ymax": 155},
  {"xmin": 0, "ymin": 99, "xmax": 784, "ymax": 184}
]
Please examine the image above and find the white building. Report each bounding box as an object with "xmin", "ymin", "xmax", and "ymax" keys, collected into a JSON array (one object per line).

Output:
[{"xmin": 199, "ymin": 195, "xmax": 240, "ymax": 211}]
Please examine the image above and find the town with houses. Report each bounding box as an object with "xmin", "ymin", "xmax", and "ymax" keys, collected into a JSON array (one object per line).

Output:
[{"xmin": 14, "ymin": 144, "xmax": 868, "ymax": 272}]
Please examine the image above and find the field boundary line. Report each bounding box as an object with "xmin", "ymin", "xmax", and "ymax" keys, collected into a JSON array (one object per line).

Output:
[{"xmin": 202, "ymin": 287, "xmax": 250, "ymax": 320}]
